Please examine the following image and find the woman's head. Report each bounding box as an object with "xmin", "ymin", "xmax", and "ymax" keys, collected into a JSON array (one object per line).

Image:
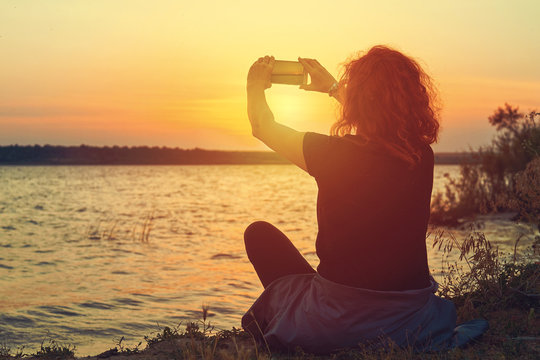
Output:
[{"xmin": 332, "ymin": 46, "xmax": 440, "ymax": 165}]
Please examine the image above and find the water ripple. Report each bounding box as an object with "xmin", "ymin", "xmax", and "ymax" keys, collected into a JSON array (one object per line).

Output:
[
  {"xmin": 0, "ymin": 314, "xmax": 35, "ymax": 328},
  {"xmin": 113, "ymin": 298, "xmax": 144, "ymax": 307},
  {"xmin": 211, "ymin": 253, "xmax": 242, "ymax": 260},
  {"xmin": 78, "ymin": 301, "xmax": 115, "ymax": 310},
  {"xmin": 35, "ymin": 261, "xmax": 56, "ymax": 266},
  {"xmin": 39, "ymin": 305, "xmax": 84, "ymax": 317}
]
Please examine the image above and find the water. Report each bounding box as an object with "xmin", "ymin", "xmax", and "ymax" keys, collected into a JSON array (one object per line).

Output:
[{"xmin": 0, "ymin": 165, "xmax": 534, "ymax": 355}]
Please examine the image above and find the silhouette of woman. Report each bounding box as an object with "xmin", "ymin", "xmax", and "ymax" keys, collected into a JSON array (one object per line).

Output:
[{"xmin": 242, "ymin": 46, "xmax": 457, "ymax": 353}]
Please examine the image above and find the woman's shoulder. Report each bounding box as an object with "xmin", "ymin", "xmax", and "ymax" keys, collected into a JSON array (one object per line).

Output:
[
  {"xmin": 303, "ymin": 132, "xmax": 432, "ymax": 178},
  {"xmin": 305, "ymin": 132, "xmax": 406, "ymax": 164}
]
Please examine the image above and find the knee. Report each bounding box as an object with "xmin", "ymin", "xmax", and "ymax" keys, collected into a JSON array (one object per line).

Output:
[
  {"xmin": 244, "ymin": 221, "xmax": 275, "ymax": 250},
  {"xmin": 244, "ymin": 221, "xmax": 271, "ymax": 242}
]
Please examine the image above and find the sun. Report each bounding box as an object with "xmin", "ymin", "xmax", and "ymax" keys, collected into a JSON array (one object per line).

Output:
[
  {"xmin": 268, "ymin": 86, "xmax": 311, "ymax": 127},
  {"xmin": 267, "ymin": 85, "xmax": 339, "ymax": 133}
]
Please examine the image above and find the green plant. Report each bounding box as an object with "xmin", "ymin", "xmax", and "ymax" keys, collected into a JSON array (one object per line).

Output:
[
  {"xmin": 434, "ymin": 229, "xmax": 539, "ymax": 319},
  {"xmin": 32, "ymin": 339, "xmax": 75, "ymax": 359},
  {"xmin": 430, "ymin": 106, "xmax": 540, "ymax": 226},
  {"xmin": 115, "ymin": 336, "xmax": 142, "ymax": 355},
  {"xmin": 0, "ymin": 343, "xmax": 24, "ymax": 360},
  {"xmin": 144, "ymin": 322, "xmax": 184, "ymax": 346},
  {"xmin": 511, "ymin": 157, "xmax": 540, "ymax": 230},
  {"xmin": 140, "ymin": 306, "xmax": 271, "ymax": 360}
]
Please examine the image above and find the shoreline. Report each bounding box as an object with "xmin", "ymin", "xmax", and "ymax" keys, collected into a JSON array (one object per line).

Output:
[
  {"xmin": 3, "ymin": 305, "xmax": 539, "ymax": 360},
  {"xmin": 0, "ymin": 145, "xmax": 472, "ymax": 166}
]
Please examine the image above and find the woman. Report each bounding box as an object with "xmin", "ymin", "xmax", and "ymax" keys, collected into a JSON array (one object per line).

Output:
[{"xmin": 242, "ymin": 46, "xmax": 457, "ymax": 353}]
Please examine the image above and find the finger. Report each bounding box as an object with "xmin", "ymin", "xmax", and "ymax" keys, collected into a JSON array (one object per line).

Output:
[
  {"xmin": 299, "ymin": 58, "xmax": 315, "ymax": 72},
  {"xmin": 299, "ymin": 57, "xmax": 311, "ymax": 66},
  {"xmin": 308, "ymin": 59, "xmax": 323, "ymax": 70},
  {"xmin": 298, "ymin": 57, "xmax": 311, "ymax": 70},
  {"xmin": 304, "ymin": 59, "xmax": 319, "ymax": 72}
]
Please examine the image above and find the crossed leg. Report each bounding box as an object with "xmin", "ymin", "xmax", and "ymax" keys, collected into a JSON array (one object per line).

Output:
[{"xmin": 244, "ymin": 221, "xmax": 316, "ymax": 288}]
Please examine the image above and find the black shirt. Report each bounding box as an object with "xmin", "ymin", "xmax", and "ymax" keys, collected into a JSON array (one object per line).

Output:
[{"xmin": 303, "ymin": 132, "xmax": 432, "ymax": 291}]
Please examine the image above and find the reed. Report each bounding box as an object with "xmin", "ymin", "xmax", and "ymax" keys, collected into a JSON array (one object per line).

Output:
[
  {"xmin": 86, "ymin": 211, "xmax": 155, "ymax": 243},
  {"xmin": 86, "ymin": 219, "xmax": 118, "ymax": 241},
  {"xmin": 138, "ymin": 211, "xmax": 154, "ymax": 243}
]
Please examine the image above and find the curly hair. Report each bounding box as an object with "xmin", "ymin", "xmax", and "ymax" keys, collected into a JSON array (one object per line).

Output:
[{"xmin": 331, "ymin": 46, "xmax": 440, "ymax": 165}]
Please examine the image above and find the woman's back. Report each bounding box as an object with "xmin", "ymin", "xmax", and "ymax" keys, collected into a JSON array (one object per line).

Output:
[{"xmin": 304, "ymin": 132, "xmax": 433, "ymax": 290}]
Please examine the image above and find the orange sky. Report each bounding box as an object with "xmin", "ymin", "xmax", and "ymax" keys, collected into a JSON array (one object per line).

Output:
[{"xmin": 1, "ymin": 1, "xmax": 539, "ymax": 151}]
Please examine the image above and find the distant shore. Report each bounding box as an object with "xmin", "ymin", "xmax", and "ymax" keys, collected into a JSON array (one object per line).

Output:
[{"xmin": 0, "ymin": 145, "xmax": 472, "ymax": 165}]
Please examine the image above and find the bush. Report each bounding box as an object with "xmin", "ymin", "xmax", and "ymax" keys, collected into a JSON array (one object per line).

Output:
[
  {"xmin": 430, "ymin": 105, "xmax": 540, "ymax": 226},
  {"xmin": 511, "ymin": 157, "xmax": 540, "ymax": 230}
]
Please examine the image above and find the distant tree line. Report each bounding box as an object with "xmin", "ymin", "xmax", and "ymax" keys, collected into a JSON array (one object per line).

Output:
[
  {"xmin": 0, "ymin": 145, "xmax": 291, "ymax": 165},
  {"xmin": 0, "ymin": 144, "xmax": 470, "ymax": 165}
]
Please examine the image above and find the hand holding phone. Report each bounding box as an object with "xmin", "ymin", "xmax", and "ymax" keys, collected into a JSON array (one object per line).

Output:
[{"xmin": 298, "ymin": 58, "xmax": 338, "ymax": 93}]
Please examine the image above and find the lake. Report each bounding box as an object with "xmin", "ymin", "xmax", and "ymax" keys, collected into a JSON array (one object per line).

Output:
[{"xmin": 0, "ymin": 165, "xmax": 533, "ymax": 355}]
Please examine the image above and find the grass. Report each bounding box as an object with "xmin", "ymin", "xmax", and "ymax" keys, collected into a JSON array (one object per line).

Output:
[
  {"xmin": 0, "ymin": 339, "xmax": 75, "ymax": 360},
  {"xmin": 433, "ymin": 229, "xmax": 538, "ymax": 325},
  {"xmin": 32, "ymin": 340, "xmax": 75, "ymax": 360}
]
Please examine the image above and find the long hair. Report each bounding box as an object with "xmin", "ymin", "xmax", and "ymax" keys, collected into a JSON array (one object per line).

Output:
[{"xmin": 331, "ymin": 46, "xmax": 440, "ymax": 165}]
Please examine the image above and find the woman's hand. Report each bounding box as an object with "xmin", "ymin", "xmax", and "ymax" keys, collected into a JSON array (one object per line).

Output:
[
  {"xmin": 247, "ymin": 56, "xmax": 275, "ymax": 140},
  {"xmin": 298, "ymin": 57, "xmax": 337, "ymax": 93},
  {"xmin": 247, "ymin": 56, "xmax": 275, "ymax": 91}
]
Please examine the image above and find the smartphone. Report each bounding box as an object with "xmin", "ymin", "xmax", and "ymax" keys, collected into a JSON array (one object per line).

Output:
[{"xmin": 271, "ymin": 60, "xmax": 307, "ymax": 85}]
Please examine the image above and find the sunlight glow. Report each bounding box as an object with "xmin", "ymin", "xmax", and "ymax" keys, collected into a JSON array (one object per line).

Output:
[{"xmin": 1, "ymin": 0, "xmax": 539, "ymax": 150}]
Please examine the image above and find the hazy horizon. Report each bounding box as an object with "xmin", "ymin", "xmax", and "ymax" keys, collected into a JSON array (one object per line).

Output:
[{"xmin": 0, "ymin": 143, "xmax": 477, "ymax": 154}]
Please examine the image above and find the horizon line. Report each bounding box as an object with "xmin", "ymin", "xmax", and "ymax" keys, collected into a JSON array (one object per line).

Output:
[{"xmin": 0, "ymin": 144, "xmax": 476, "ymax": 155}]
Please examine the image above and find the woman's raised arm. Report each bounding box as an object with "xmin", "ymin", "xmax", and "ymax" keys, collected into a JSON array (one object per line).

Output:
[{"xmin": 247, "ymin": 56, "xmax": 307, "ymax": 171}]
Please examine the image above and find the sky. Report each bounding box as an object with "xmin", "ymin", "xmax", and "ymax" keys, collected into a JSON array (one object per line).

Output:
[{"xmin": 1, "ymin": 0, "xmax": 539, "ymax": 152}]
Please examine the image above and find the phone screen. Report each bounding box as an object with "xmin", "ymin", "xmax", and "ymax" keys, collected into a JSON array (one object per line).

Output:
[{"xmin": 271, "ymin": 60, "xmax": 306, "ymax": 85}]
